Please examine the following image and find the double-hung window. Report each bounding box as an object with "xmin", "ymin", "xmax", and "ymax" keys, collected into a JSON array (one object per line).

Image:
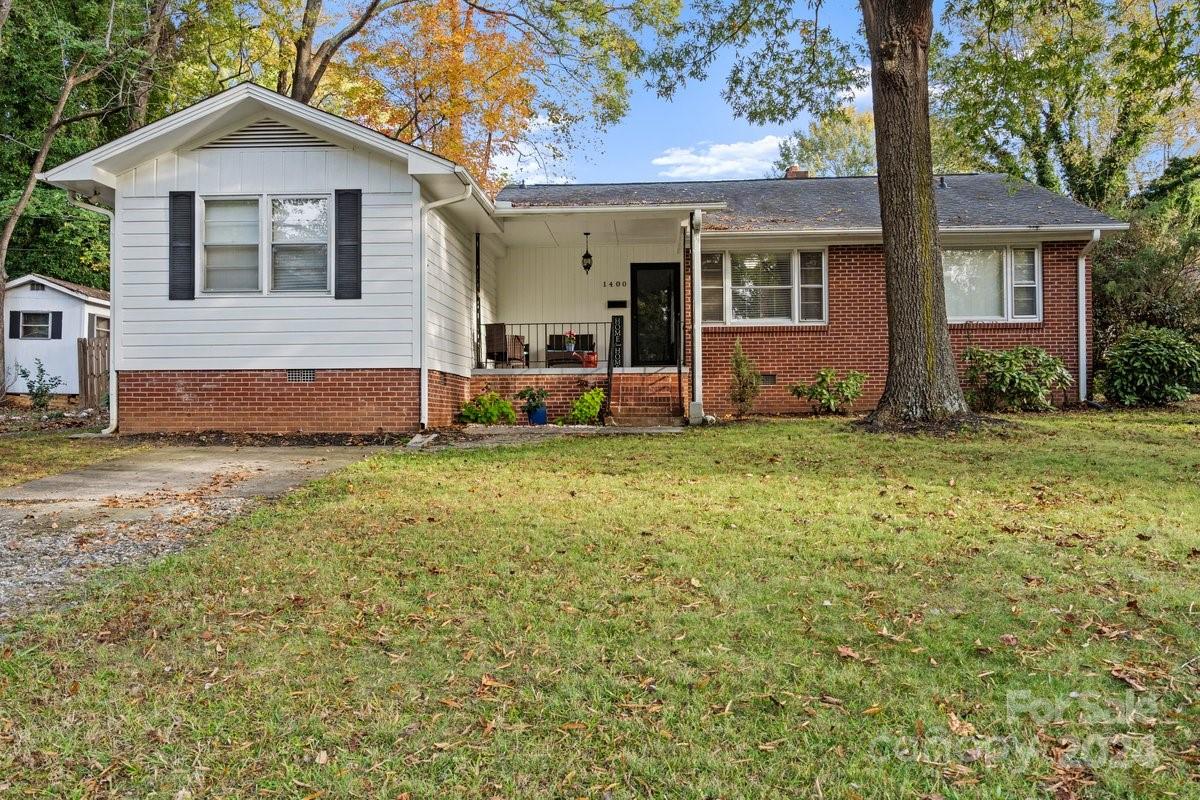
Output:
[
  {"xmin": 203, "ymin": 198, "xmax": 260, "ymax": 292},
  {"xmin": 19, "ymin": 311, "xmax": 50, "ymax": 339},
  {"xmin": 201, "ymin": 195, "xmax": 332, "ymax": 294},
  {"xmin": 942, "ymin": 245, "xmax": 1041, "ymax": 322},
  {"xmin": 701, "ymin": 249, "xmax": 827, "ymax": 324}
]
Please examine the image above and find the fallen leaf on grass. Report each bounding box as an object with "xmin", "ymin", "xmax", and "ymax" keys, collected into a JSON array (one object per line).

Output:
[{"xmin": 947, "ymin": 712, "xmax": 976, "ymax": 737}]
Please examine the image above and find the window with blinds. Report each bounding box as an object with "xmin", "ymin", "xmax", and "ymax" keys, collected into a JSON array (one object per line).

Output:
[
  {"xmin": 943, "ymin": 245, "xmax": 1041, "ymax": 322},
  {"xmin": 731, "ymin": 251, "xmax": 793, "ymax": 321},
  {"xmin": 271, "ymin": 197, "xmax": 330, "ymax": 292},
  {"xmin": 203, "ymin": 198, "xmax": 260, "ymax": 291},
  {"xmin": 797, "ymin": 251, "xmax": 825, "ymax": 322}
]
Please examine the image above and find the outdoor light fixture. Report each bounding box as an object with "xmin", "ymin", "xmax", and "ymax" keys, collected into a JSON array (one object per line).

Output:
[{"xmin": 581, "ymin": 232, "xmax": 593, "ymax": 275}]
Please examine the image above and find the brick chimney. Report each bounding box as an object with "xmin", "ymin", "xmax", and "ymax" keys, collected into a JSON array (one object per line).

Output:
[{"xmin": 784, "ymin": 164, "xmax": 809, "ymax": 179}]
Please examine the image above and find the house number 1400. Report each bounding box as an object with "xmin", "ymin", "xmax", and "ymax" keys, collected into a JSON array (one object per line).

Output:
[{"xmin": 602, "ymin": 280, "xmax": 627, "ymax": 288}]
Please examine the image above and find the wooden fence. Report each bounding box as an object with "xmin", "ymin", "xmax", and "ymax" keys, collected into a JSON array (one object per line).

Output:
[{"xmin": 77, "ymin": 336, "xmax": 109, "ymax": 409}]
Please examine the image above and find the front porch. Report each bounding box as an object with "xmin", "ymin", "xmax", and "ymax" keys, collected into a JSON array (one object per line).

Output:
[{"xmin": 473, "ymin": 205, "xmax": 696, "ymax": 419}]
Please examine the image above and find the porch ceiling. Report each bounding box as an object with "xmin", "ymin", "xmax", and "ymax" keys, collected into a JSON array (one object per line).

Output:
[{"xmin": 499, "ymin": 210, "xmax": 687, "ymax": 248}]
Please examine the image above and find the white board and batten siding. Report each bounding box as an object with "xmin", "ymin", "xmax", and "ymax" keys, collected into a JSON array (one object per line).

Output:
[
  {"xmin": 4, "ymin": 283, "xmax": 108, "ymax": 394},
  {"xmin": 114, "ymin": 144, "xmax": 418, "ymax": 371},
  {"xmin": 423, "ymin": 207, "xmax": 478, "ymax": 377}
]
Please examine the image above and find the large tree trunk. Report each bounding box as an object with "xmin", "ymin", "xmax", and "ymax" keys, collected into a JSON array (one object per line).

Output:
[{"xmin": 860, "ymin": 0, "xmax": 972, "ymax": 428}]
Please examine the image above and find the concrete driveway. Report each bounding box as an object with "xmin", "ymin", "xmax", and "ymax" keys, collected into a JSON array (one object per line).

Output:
[{"xmin": 0, "ymin": 445, "xmax": 379, "ymax": 619}]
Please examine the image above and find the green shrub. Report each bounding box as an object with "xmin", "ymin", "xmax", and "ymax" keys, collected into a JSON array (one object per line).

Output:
[
  {"xmin": 564, "ymin": 387, "xmax": 605, "ymax": 424},
  {"xmin": 789, "ymin": 368, "xmax": 867, "ymax": 414},
  {"xmin": 1100, "ymin": 327, "xmax": 1200, "ymax": 406},
  {"xmin": 458, "ymin": 391, "xmax": 517, "ymax": 424},
  {"xmin": 14, "ymin": 359, "xmax": 64, "ymax": 411},
  {"xmin": 962, "ymin": 346, "xmax": 1072, "ymax": 412},
  {"xmin": 729, "ymin": 339, "xmax": 761, "ymax": 417}
]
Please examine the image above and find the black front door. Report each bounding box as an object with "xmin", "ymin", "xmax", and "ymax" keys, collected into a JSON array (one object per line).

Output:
[{"xmin": 630, "ymin": 263, "xmax": 680, "ymax": 367}]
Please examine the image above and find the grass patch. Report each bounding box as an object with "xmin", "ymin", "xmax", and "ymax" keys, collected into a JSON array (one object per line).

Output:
[
  {"xmin": 0, "ymin": 430, "xmax": 148, "ymax": 488},
  {"xmin": 1, "ymin": 412, "xmax": 1198, "ymax": 797}
]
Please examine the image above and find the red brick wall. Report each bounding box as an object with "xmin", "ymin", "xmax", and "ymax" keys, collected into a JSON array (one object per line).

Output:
[
  {"xmin": 118, "ymin": 369, "xmax": 422, "ymax": 434},
  {"xmin": 426, "ymin": 370, "xmax": 472, "ymax": 428},
  {"xmin": 469, "ymin": 370, "xmax": 687, "ymax": 422},
  {"xmin": 694, "ymin": 240, "xmax": 1089, "ymax": 417}
]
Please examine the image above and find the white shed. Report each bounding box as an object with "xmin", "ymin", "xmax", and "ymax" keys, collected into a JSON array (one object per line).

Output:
[{"xmin": 4, "ymin": 274, "xmax": 110, "ymax": 396}]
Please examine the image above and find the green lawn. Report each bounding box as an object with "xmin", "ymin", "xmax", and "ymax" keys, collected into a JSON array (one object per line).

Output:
[
  {"xmin": 0, "ymin": 430, "xmax": 147, "ymax": 488},
  {"xmin": 1, "ymin": 413, "xmax": 1198, "ymax": 798}
]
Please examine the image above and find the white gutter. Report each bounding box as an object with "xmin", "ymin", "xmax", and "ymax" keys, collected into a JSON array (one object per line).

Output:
[
  {"xmin": 68, "ymin": 191, "xmax": 118, "ymax": 435},
  {"xmin": 417, "ymin": 169, "xmax": 473, "ymax": 429},
  {"xmin": 689, "ymin": 209, "xmax": 704, "ymax": 423},
  {"xmin": 1077, "ymin": 228, "xmax": 1102, "ymax": 402},
  {"xmin": 494, "ymin": 203, "xmax": 727, "ymax": 216},
  {"xmin": 701, "ymin": 223, "xmax": 1129, "ymax": 238}
]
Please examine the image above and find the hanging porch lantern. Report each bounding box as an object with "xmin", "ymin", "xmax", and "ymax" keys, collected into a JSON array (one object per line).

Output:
[{"xmin": 581, "ymin": 232, "xmax": 593, "ymax": 275}]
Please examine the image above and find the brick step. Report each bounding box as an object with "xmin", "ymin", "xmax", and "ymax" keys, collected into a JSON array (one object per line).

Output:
[{"xmin": 607, "ymin": 415, "xmax": 685, "ymax": 427}]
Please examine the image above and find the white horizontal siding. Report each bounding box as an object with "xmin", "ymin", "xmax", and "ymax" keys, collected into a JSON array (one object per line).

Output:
[
  {"xmin": 113, "ymin": 145, "xmax": 417, "ymax": 371},
  {"xmin": 424, "ymin": 207, "xmax": 476, "ymax": 377},
  {"xmin": 3, "ymin": 283, "xmax": 92, "ymax": 394}
]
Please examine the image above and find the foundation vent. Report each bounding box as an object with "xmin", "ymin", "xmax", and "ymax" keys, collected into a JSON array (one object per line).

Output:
[{"xmin": 286, "ymin": 369, "xmax": 317, "ymax": 384}]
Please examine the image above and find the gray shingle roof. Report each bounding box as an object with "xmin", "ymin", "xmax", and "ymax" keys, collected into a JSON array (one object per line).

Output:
[
  {"xmin": 18, "ymin": 273, "xmax": 110, "ymax": 302},
  {"xmin": 496, "ymin": 173, "xmax": 1122, "ymax": 232}
]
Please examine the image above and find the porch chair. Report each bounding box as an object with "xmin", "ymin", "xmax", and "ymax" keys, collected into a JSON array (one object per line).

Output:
[{"xmin": 485, "ymin": 323, "xmax": 526, "ymax": 367}]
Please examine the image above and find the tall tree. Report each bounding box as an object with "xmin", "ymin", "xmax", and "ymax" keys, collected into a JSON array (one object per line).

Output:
[
  {"xmin": 935, "ymin": 0, "xmax": 1200, "ymax": 210},
  {"xmin": 650, "ymin": 0, "xmax": 974, "ymax": 428},
  {"xmin": 336, "ymin": 0, "xmax": 542, "ymax": 192}
]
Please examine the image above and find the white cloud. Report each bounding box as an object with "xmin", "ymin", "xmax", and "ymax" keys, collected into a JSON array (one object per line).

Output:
[{"xmin": 651, "ymin": 135, "xmax": 784, "ymax": 179}]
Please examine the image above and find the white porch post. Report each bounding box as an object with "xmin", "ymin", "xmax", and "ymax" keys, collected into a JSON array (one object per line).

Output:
[{"xmin": 689, "ymin": 209, "xmax": 704, "ymax": 423}]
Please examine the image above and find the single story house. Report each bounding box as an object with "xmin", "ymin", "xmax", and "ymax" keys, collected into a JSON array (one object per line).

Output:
[
  {"xmin": 4, "ymin": 274, "xmax": 110, "ymax": 396},
  {"xmin": 39, "ymin": 83, "xmax": 1126, "ymax": 433}
]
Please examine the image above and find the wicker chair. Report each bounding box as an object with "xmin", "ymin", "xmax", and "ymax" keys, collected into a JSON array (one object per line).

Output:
[{"xmin": 485, "ymin": 323, "xmax": 525, "ymax": 367}]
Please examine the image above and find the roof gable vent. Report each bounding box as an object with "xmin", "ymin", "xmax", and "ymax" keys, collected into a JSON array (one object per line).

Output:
[{"xmin": 200, "ymin": 118, "xmax": 334, "ymax": 150}]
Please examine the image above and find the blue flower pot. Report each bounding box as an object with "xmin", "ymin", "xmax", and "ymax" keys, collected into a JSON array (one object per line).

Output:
[{"xmin": 528, "ymin": 406, "xmax": 548, "ymax": 425}]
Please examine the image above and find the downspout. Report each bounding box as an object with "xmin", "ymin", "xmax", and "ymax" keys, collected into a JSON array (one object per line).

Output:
[
  {"xmin": 1077, "ymin": 229, "xmax": 1101, "ymax": 403},
  {"xmin": 418, "ymin": 171, "xmax": 473, "ymax": 429},
  {"xmin": 688, "ymin": 209, "xmax": 704, "ymax": 423},
  {"xmin": 69, "ymin": 191, "xmax": 118, "ymax": 435}
]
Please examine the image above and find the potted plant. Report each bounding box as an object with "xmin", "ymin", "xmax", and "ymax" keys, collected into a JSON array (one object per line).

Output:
[
  {"xmin": 563, "ymin": 328, "xmax": 577, "ymax": 352},
  {"xmin": 515, "ymin": 386, "xmax": 550, "ymax": 425}
]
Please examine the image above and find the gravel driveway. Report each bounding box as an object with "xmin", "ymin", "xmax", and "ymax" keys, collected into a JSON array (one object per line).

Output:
[{"xmin": 0, "ymin": 445, "xmax": 379, "ymax": 619}]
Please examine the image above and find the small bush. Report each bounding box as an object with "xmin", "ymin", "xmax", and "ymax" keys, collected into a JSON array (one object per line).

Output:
[
  {"xmin": 1101, "ymin": 327, "xmax": 1200, "ymax": 406},
  {"xmin": 729, "ymin": 339, "xmax": 761, "ymax": 417},
  {"xmin": 962, "ymin": 346, "xmax": 1072, "ymax": 412},
  {"xmin": 790, "ymin": 368, "xmax": 867, "ymax": 414},
  {"xmin": 564, "ymin": 387, "xmax": 605, "ymax": 425},
  {"xmin": 14, "ymin": 359, "xmax": 64, "ymax": 411},
  {"xmin": 459, "ymin": 391, "xmax": 517, "ymax": 424}
]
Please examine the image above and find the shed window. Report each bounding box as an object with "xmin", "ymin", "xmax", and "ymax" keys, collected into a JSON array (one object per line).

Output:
[
  {"xmin": 943, "ymin": 245, "xmax": 1041, "ymax": 322},
  {"xmin": 88, "ymin": 314, "xmax": 110, "ymax": 338},
  {"xmin": 19, "ymin": 312, "xmax": 50, "ymax": 339},
  {"xmin": 271, "ymin": 197, "xmax": 330, "ymax": 292},
  {"xmin": 203, "ymin": 198, "xmax": 260, "ymax": 291}
]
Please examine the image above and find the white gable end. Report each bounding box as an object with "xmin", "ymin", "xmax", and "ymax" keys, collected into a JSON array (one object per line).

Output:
[{"xmin": 198, "ymin": 118, "xmax": 335, "ymax": 150}]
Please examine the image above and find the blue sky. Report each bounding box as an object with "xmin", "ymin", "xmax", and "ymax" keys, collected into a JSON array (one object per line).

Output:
[{"xmin": 553, "ymin": 2, "xmax": 939, "ymax": 184}]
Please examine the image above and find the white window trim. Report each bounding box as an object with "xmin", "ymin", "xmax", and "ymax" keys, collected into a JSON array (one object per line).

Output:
[
  {"xmin": 197, "ymin": 193, "xmax": 334, "ymax": 297},
  {"xmin": 944, "ymin": 244, "xmax": 1042, "ymax": 324},
  {"xmin": 18, "ymin": 311, "xmax": 51, "ymax": 340},
  {"xmin": 702, "ymin": 247, "xmax": 829, "ymax": 326}
]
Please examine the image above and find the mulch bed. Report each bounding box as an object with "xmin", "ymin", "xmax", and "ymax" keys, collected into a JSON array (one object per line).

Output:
[{"xmin": 0, "ymin": 404, "xmax": 105, "ymax": 435}]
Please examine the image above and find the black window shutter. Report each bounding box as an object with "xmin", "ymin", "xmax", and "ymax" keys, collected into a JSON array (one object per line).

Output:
[
  {"xmin": 334, "ymin": 189, "xmax": 362, "ymax": 300},
  {"xmin": 50, "ymin": 311, "xmax": 62, "ymax": 339},
  {"xmin": 8, "ymin": 310, "xmax": 18, "ymax": 339},
  {"xmin": 168, "ymin": 191, "xmax": 196, "ymax": 300}
]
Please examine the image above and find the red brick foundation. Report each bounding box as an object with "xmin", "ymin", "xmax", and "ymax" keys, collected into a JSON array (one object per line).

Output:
[
  {"xmin": 695, "ymin": 240, "xmax": 1090, "ymax": 417},
  {"xmin": 427, "ymin": 370, "xmax": 472, "ymax": 428},
  {"xmin": 469, "ymin": 370, "xmax": 687, "ymax": 422},
  {"xmin": 118, "ymin": 368, "xmax": 422, "ymax": 434}
]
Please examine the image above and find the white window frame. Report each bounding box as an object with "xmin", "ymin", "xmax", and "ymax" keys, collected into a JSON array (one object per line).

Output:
[
  {"xmin": 699, "ymin": 252, "xmax": 726, "ymax": 324},
  {"xmin": 702, "ymin": 247, "xmax": 828, "ymax": 326},
  {"xmin": 88, "ymin": 313, "xmax": 110, "ymax": 338},
  {"xmin": 197, "ymin": 193, "xmax": 334, "ymax": 297},
  {"xmin": 943, "ymin": 244, "xmax": 1042, "ymax": 324},
  {"xmin": 18, "ymin": 311, "xmax": 50, "ymax": 339}
]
